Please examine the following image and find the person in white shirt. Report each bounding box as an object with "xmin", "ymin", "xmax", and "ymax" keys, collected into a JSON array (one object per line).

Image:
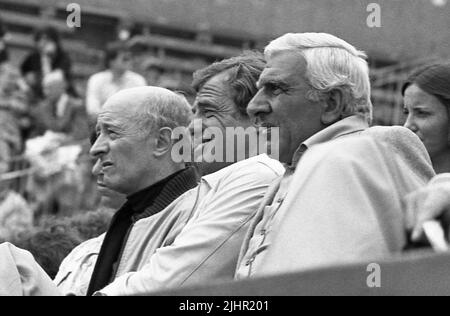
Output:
[{"xmin": 85, "ymin": 45, "xmax": 147, "ymax": 120}]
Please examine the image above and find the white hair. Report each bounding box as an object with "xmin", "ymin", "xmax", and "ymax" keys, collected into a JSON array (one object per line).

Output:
[
  {"xmin": 122, "ymin": 87, "xmax": 193, "ymax": 136},
  {"xmin": 265, "ymin": 33, "xmax": 372, "ymax": 123}
]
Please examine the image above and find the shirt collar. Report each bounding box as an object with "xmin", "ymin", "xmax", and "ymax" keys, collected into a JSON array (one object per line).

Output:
[
  {"xmin": 290, "ymin": 115, "xmax": 369, "ymax": 169},
  {"xmin": 201, "ymin": 154, "xmax": 284, "ymax": 188}
]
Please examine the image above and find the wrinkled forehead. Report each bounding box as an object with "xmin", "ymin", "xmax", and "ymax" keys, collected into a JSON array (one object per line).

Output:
[
  {"xmin": 261, "ymin": 51, "xmax": 306, "ymax": 79},
  {"xmin": 194, "ymin": 73, "xmax": 235, "ymax": 110},
  {"xmin": 97, "ymin": 103, "xmax": 134, "ymax": 130},
  {"xmin": 196, "ymin": 71, "xmax": 232, "ymax": 98}
]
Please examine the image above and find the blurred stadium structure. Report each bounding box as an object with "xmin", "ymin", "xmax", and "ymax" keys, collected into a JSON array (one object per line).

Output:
[{"xmin": 1, "ymin": 0, "xmax": 449, "ymax": 126}]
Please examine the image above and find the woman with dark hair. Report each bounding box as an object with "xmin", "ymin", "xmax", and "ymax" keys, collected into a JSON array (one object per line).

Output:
[
  {"xmin": 20, "ymin": 27, "xmax": 75, "ymax": 99},
  {"xmin": 403, "ymin": 63, "xmax": 450, "ymax": 174}
]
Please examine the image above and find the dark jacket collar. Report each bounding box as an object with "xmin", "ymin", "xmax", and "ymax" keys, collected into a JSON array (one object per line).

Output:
[{"xmin": 129, "ymin": 166, "xmax": 199, "ymax": 222}]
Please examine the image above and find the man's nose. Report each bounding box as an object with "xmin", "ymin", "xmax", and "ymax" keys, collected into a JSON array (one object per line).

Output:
[
  {"xmin": 188, "ymin": 118, "xmax": 206, "ymax": 138},
  {"xmin": 90, "ymin": 134, "xmax": 108, "ymax": 158},
  {"xmin": 247, "ymin": 90, "xmax": 270, "ymax": 119},
  {"xmin": 92, "ymin": 159, "xmax": 102, "ymax": 176}
]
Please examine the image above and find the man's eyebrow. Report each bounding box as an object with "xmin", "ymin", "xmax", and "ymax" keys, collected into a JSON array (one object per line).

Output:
[
  {"xmin": 195, "ymin": 98, "xmax": 218, "ymax": 109},
  {"xmin": 257, "ymin": 76, "xmax": 289, "ymax": 88},
  {"xmin": 97, "ymin": 120, "xmax": 124, "ymax": 132}
]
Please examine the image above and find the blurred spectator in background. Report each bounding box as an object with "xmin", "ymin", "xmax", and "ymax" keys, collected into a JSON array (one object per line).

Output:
[
  {"xmin": 12, "ymin": 228, "xmax": 81, "ymax": 279},
  {"xmin": 46, "ymin": 209, "xmax": 114, "ymax": 242},
  {"xmin": 20, "ymin": 27, "xmax": 74, "ymax": 101},
  {"xmin": 3, "ymin": 209, "xmax": 114, "ymax": 280},
  {"xmin": 85, "ymin": 44, "xmax": 146, "ymax": 121},
  {"xmin": 30, "ymin": 70, "xmax": 88, "ymax": 141},
  {"xmin": 0, "ymin": 187, "xmax": 33, "ymax": 243},
  {"xmin": 0, "ymin": 144, "xmax": 33, "ymax": 243},
  {"xmin": 403, "ymin": 63, "xmax": 450, "ymax": 174},
  {"xmin": 0, "ymin": 19, "xmax": 30, "ymax": 158},
  {"xmin": 0, "ymin": 19, "xmax": 7, "ymax": 64},
  {"xmin": 24, "ymin": 69, "xmax": 89, "ymax": 219},
  {"xmin": 0, "ymin": 19, "xmax": 33, "ymax": 243}
]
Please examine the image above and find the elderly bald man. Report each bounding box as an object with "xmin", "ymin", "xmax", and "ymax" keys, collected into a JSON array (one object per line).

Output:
[{"xmin": 54, "ymin": 86, "xmax": 199, "ymax": 295}]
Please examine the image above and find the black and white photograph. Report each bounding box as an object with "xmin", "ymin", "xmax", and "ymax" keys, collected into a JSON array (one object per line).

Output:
[{"xmin": 0, "ymin": 0, "xmax": 449, "ymax": 300}]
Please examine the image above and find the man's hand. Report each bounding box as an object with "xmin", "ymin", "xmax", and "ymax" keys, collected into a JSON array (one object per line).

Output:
[{"xmin": 405, "ymin": 174, "xmax": 450, "ymax": 242}]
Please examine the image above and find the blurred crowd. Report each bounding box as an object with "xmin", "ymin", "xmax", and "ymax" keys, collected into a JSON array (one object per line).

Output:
[
  {"xmin": 0, "ymin": 23, "xmax": 137, "ymax": 259},
  {"xmin": 0, "ymin": 17, "xmax": 449, "ymax": 296}
]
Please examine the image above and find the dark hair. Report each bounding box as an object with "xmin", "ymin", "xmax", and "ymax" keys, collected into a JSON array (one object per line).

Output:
[
  {"xmin": 41, "ymin": 209, "xmax": 113, "ymax": 242},
  {"xmin": 104, "ymin": 43, "xmax": 129, "ymax": 69},
  {"xmin": 192, "ymin": 51, "xmax": 266, "ymax": 116},
  {"xmin": 402, "ymin": 63, "xmax": 450, "ymax": 108},
  {"xmin": 34, "ymin": 26, "xmax": 63, "ymax": 55},
  {"xmin": 0, "ymin": 19, "xmax": 8, "ymax": 63},
  {"xmin": 0, "ymin": 19, "xmax": 5, "ymax": 38},
  {"xmin": 34, "ymin": 27, "xmax": 61, "ymax": 45},
  {"xmin": 12, "ymin": 229, "xmax": 82, "ymax": 279}
]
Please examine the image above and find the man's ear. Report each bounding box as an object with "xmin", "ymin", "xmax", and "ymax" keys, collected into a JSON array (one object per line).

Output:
[
  {"xmin": 321, "ymin": 89, "xmax": 345, "ymax": 125},
  {"xmin": 153, "ymin": 127, "xmax": 173, "ymax": 157}
]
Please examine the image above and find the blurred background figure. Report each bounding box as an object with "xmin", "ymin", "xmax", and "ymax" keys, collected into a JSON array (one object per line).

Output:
[
  {"xmin": 30, "ymin": 70, "xmax": 88, "ymax": 141},
  {"xmin": 85, "ymin": 44, "xmax": 146, "ymax": 122},
  {"xmin": 0, "ymin": 19, "xmax": 30, "ymax": 158},
  {"xmin": 20, "ymin": 27, "xmax": 74, "ymax": 101},
  {"xmin": 11, "ymin": 228, "xmax": 81, "ymax": 280},
  {"xmin": 403, "ymin": 63, "xmax": 450, "ymax": 174},
  {"xmin": 0, "ymin": 18, "xmax": 7, "ymax": 65},
  {"xmin": 0, "ymin": 179, "xmax": 33, "ymax": 243},
  {"xmin": 9, "ymin": 208, "xmax": 114, "ymax": 280}
]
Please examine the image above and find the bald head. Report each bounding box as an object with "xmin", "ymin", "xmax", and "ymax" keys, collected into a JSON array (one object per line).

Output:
[
  {"xmin": 100, "ymin": 86, "xmax": 193, "ymax": 136},
  {"xmin": 91, "ymin": 86, "xmax": 192, "ymax": 195}
]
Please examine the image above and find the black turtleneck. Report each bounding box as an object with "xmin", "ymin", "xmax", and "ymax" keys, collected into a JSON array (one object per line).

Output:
[{"xmin": 87, "ymin": 167, "xmax": 199, "ymax": 296}]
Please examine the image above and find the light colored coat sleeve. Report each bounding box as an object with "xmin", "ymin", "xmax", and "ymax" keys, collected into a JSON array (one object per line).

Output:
[
  {"xmin": 97, "ymin": 160, "xmax": 282, "ymax": 296},
  {"xmin": 256, "ymin": 136, "xmax": 433, "ymax": 277},
  {"xmin": 0, "ymin": 243, "xmax": 61, "ymax": 296},
  {"xmin": 53, "ymin": 234, "xmax": 104, "ymax": 296}
]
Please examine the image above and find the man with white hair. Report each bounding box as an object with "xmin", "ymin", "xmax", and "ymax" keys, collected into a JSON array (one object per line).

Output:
[{"xmin": 235, "ymin": 33, "xmax": 434, "ymax": 279}]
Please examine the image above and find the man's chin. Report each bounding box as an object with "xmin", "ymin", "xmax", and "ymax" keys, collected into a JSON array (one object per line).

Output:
[{"xmin": 97, "ymin": 183, "xmax": 117, "ymax": 197}]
